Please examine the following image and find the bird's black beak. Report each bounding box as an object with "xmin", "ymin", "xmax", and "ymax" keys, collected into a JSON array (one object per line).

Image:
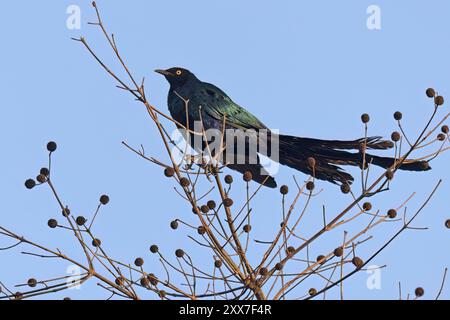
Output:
[{"xmin": 155, "ymin": 69, "xmax": 173, "ymax": 76}]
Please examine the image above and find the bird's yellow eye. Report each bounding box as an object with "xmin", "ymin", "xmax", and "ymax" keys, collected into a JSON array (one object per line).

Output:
[{"xmin": 176, "ymin": 70, "xmax": 182, "ymax": 75}]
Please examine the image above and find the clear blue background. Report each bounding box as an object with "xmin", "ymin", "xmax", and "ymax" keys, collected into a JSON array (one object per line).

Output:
[{"xmin": 0, "ymin": 0, "xmax": 449, "ymax": 300}]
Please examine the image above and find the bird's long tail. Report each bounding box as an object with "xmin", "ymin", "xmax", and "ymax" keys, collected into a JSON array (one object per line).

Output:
[{"xmin": 277, "ymin": 135, "xmax": 431, "ymax": 185}]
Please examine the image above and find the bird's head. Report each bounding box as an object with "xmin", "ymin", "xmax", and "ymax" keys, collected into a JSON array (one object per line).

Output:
[{"xmin": 155, "ymin": 67, "xmax": 197, "ymax": 89}]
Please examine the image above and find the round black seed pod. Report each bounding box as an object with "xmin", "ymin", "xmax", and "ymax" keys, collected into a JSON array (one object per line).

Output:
[
  {"xmin": 334, "ymin": 247, "xmax": 343, "ymax": 257},
  {"xmin": 243, "ymin": 171, "xmax": 253, "ymax": 182},
  {"xmin": 224, "ymin": 175, "xmax": 233, "ymax": 184},
  {"xmin": 207, "ymin": 200, "xmax": 216, "ymax": 210},
  {"xmin": 92, "ymin": 238, "xmax": 101, "ymax": 247},
  {"xmin": 309, "ymin": 288, "xmax": 317, "ymax": 296},
  {"xmin": 426, "ymin": 88, "xmax": 435, "ymax": 98},
  {"xmin": 214, "ymin": 260, "xmax": 223, "ymax": 268},
  {"xmin": 115, "ymin": 277, "xmax": 124, "ymax": 286},
  {"xmin": 437, "ymin": 133, "xmax": 446, "ymax": 141},
  {"xmin": 99, "ymin": 195, "xmax": 109, "ymax": 205},
  {"xmin": 47, "ymin": 141, "xmax": 57, "ymax": 152},
  {"xmin": 259, "ymin": 267, "xmax": 268, "ymax": 276},
  {"xmin": 316, "ymin": 255, "xmax": 326, "ymax": 264},
  {"xmin": 197, "ymin": 226, "xmax": 206, "ymax": 235},
  {"xmin": 134, "ymin": 257, "xmax": 144, "ymax": 267},
  {"xmin": 149, "ymin": 245, "xmax": 159, "ymax": 253},
  {"xmin": 175, "ymin": 249, "xmax": 185, "ymax": 258},
  {"xmin": 340, "ymin": 184, "xmax": 350, "ymax": 194},
  {"xmin": 47, "ymin": 219, "xmax": 58, "ymax": 229},
  {"xmin": 287, "ymin": 246, "xmax": 296, "ymax": 255},
  {"xmin": 164, "ymin": 167, "xmax": 174, "ymax": 177},
  {"xmin": 148, "ymin": 274, "xmax": 158, "ymax": 286},
  {"xmin": 361, "ymin": 113, "xmax": 370, "ymax": 124},
  {"xmin": 415, "ymin": 287, "xmax": 425, "ymax": 297},
  {"xmin": 25, "ymin": 179, "xmax": 36, "ymax": 190},
  {"xmin": 140, "ymin": 277, "xmax": 149, "ymax": 287},
  {"xmin": 76, "ymin": 216, "xmax": 86, "ymax": 226},
  {"xmin": 306, "ymin": 181, "xmax": 315, "ymax": 191},
  {"xmin": 40, "ymin": 167, "xmax": 50, "ymax": 176},
  {"xmin": 280, "ymin": 185, "xmax": 289, "ymax": 195},
  {"xmin": 170, "ymin": 220, "xmax": 178, "ymax": 230},
  {"xmin": 391, "ymin": 131, "xmax": 401, "ymax": 142},
  {"xmin": 223, "ymin": 198, "xmax": 233, "ymax": 207},
  {"xmin": 180, "ymin": 177, "xmax": 190, "ymax": 187},
  {"xmin": 435, "ymin": 95, "xmax": 444, "ymax": 106},
  {"xmin": 36, "ymin": 174, "xmax": 46, "ymax": 183},
  {"xmin": 27, "ymin": 278, "xmax": 37, "ymax": 288},
  {"xmin": 393, "ymin": 111, "xmax": 403, "ymax": 121},
  {"xmin": 444, "ymin": 219, "xmax": 450, "ymax": 229},
  {"xmin": 441, "ymin": 125, "xmax": 449, "ymax": 134},
  {"xmin": 243, "ymin": 224, "xmax": 251, "ymax": 233},
  {"xmin": 62, "ymin": 207, "xmax": 70, "ymax": 217},
  {"xmin": 387, "ymin": 209, "xmax": 397, "ymax": 219},
  {"xmin": 352, "ymin": 257, "xmax": 364, "ymax": 268},
  {"xmin": 275, "ymin": 263, "xmax": 284, "ymax": 271},
  {"xmin": 363, "ymin": 202, "xmax": 372, "ymax": 211},
  {"xmin": 200, "ymin": 205, "xmax": 210, "ymax": 214}
]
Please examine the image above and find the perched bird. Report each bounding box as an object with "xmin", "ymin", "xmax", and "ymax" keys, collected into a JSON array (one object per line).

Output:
[{"xmin": 155, "ymin": 67, "xmax": 430, "ymax": 188}]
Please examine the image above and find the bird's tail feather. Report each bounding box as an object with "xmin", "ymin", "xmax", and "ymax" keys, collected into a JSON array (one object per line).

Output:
[{"xmin": 278, "ymin": 134, "xmax": 430, "ymax": 185}]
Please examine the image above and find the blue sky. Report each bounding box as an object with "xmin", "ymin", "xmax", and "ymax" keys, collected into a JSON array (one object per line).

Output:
[{"xmin": 0, "ymin": 1, "xmax": 449, "ymax": 300}]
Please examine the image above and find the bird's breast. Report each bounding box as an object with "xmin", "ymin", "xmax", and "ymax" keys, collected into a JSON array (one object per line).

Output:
[{"xmin": 168, "ymin": 89, "xmax": 205, "ymax": 130}]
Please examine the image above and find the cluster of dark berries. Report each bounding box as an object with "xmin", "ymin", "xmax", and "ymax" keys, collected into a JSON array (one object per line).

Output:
[
  {"xmin": 24, "ymin": 142, "xmax": 57, "ymax": 190},
  {"xmin": 426, "ymin": 88, "xmax": 444, "ymax": 106}
]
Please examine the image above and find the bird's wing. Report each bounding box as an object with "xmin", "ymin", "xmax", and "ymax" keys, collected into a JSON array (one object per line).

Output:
[{"xmin": 200, "ymin": 82, "xmax": 268, "ymax": 131}]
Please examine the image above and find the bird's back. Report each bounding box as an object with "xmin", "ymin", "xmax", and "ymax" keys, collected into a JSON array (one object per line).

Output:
[{"xmin": 168, "ymin": 80, "xmax": 268, "ymax": 132}]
